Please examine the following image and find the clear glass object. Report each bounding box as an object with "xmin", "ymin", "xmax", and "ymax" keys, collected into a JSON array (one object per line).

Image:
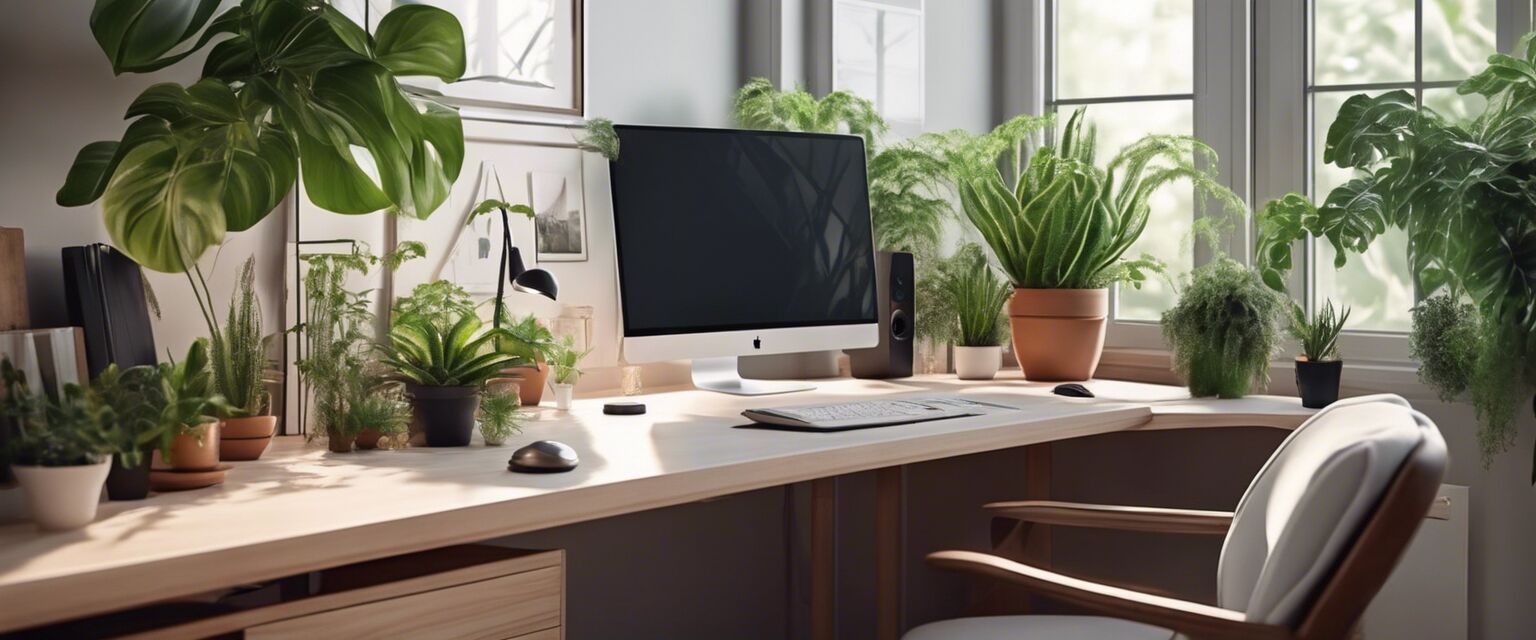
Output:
[
  {"xmin": 620, "ymin": 365, "xmax": 643, "ymax": 396},
  {"xmin": 1056, "ymin": 0, "xmax": 1192, "ymax": 100}
]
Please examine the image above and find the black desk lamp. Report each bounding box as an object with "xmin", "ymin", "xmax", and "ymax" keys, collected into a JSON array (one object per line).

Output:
[{"xmin": 493, "ymin": 204, "xmax": 558, "ymax": 335}]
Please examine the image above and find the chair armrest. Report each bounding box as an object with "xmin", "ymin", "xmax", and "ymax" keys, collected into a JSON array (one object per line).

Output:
[
  {"xmin": 984, "ymin": 500, "xmax": 1233, "ymax": 534},
  {"xmin": 927, "ymin": 550, "xmax": 1290, "ymax": 640}
]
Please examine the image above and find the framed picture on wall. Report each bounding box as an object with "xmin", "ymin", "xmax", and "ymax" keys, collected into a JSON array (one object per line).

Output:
[
  {"xmin": 529, "ymin": 166, "xmax": 588, "ymax": 262},
  {"xmin": 367, "ymin": 0, "xmax": 584, "ymax": 115}
]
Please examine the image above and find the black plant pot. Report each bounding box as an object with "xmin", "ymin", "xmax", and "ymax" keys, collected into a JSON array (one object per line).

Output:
[
  {"xmin": 1295, "ymin": 358, "xmax": 1343, "ymax": 409},
  {"xmin": 408, "ymin": 384, "xmax": 481, "ymax": 447},
  {"xmin": 105, "ymin": 450, "xmax": 153, "ymax": 501}
]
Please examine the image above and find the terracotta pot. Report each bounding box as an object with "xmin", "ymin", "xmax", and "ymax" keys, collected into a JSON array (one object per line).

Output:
[
  {"xmin": 354, "ymin": 429, "xmax": 383, "ymax": 450},
  {"xmin": 1295, "ymin": 357, "xmax": 1343, "ymax": 409},
  {"xmin": 953, "ymin": 345, "xmax": 1002, "ymax": 380},
  {"xmin": 12, "ymin": 460, "xmax": 112, "ymax": 531},
  {"xmin": 502, "ymin": 363, "xmax": 549, "ymax": 406},
  {"xmin": 486, "ymin": 377, "xmax": 522, "ymax": 397},
  {"xmin": 1007, "ymin": 289, "xmax": 1108, "ymax": 381},
  {"xmin": 219, "ymin": 415, "xmax": 277, "ymax": 461},
  {"xmin": 105, "ymin": 449, "xmax": 153, "ymax": 501},
  {"xmin": 153, "ymin": 423, "xmax": 220, "ymax": 471}
]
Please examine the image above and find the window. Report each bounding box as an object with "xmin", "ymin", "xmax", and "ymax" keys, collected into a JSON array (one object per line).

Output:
[
  {"xmin": 1308, "ymin": 0, "xmax": 1497, "ymax": 332},
  {"xmin": 834, "ymin": 0, "xmax": 924, "ymax": 136}
]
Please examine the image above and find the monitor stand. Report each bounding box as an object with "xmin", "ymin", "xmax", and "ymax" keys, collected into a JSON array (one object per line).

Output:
[{"xmin": 691, "ymin": 357, "xmax": 815, "ymax": 396}]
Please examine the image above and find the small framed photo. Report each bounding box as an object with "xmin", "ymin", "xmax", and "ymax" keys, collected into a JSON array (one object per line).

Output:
[{"xmin": 529, "ymin": 167, "xmax": 587, "ymax": 262}]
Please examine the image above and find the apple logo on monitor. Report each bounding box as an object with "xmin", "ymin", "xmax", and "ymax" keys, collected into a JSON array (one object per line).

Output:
[{"xmin": 753, "ymin": 337, "xmax": 762, "ymax": 350}]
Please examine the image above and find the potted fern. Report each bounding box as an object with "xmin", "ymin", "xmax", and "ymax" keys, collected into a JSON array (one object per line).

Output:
[
  {"xmin": 547, "ymin": 337, "xmax": 591, "ymax": 412},
  {"xmin": 1, "ymin": 361, "xmax": 120, "ymax": 530},
  {"xmin": 381, "ymin": 313, "xmax": 518, "ymax": 447},
  {"xmin": 478, "ymin": 388, "xmax": 526, "ymax": 447},
  {"xmin": 498, "ymin": 313, "xmax": 559, "ymax": 406},
  {"xmin": 928, "ymin": 245, "xmax": 1010, "ymax": 380},
  {"xmin": 947, "ymin": 109, "xmax": 1245, "ymax": 381},
  {"xmin": 348, "ymin": 384, "xmax": 413, "ymax": 450},
  {"xmin": 1291, "ymin": 301, "xmax": 1350, "ymax": 408},
  {"xmin": 214, "ymin": 257, "xmax": 276, "ymax": 461},
  {"xmin": 1162, "ymin": 259, "xmax": 1288, "ymax": 398}
]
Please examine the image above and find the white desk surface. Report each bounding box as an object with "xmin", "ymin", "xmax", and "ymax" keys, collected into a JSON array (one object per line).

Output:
[{"xmin": 0, "ymin": 374, "xmax": 1311, "ymax": 632}]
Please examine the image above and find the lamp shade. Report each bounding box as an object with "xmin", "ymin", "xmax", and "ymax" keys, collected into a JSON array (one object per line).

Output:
[{"xmin": 513, "ymin": 268, "xmax": 559, "ymax": 300}]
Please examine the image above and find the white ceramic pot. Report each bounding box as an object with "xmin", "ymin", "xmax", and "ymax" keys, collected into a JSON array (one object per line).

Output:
[
  {"xmin": 12, "ymin": 460, "xmax": 112, "ymax": 531},
  {"xmin": 553, "ymin": 383, "xmax": 575, "ymax": 411},
  {"xmin": 954, "ymin": 345, "xmax": 1003, "ymax": 381}
]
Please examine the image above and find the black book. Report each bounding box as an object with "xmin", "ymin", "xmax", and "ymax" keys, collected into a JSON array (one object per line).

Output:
[{"xmin": 62, "ymin": 244, "xmax": 157, "ymax": 377}]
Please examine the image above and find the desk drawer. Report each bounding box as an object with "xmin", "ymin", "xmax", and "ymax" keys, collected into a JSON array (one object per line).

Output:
[{"xmin": 247, "ymin": 566, "xmax": 562, "ymax": 640}]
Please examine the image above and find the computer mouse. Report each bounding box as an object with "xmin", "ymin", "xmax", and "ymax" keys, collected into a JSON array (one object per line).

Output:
[
  {"xmin": 509, "ymin": 440, "xmax": 580, "ymax": 473},
  {"xmin": 1052, "ymin": 383, "xmax": 1094, "ymax": 398}
]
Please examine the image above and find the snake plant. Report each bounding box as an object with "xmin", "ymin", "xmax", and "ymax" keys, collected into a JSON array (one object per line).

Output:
[{"xmin": 382, "ymin": 314, "xmax": 519, "ymax": 388}]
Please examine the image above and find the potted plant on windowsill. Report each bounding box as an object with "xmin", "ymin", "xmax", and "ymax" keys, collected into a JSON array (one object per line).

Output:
[
  {"xmin": 151, "ymin": 340, "xmax": 227, "ymax": 473},
  {"xmin": 927, "ymin": 244, "xmax": 1010, "ymax": 380},
  {"xmin": 214, "ymin": 257, "xmax": 277, "ymax": 461},
  {"xmin": 1162, "ymin": 259, "xmax": 1288, "ymax": 399},
  {"xmin": 478, "ymin": 387, "xmax": 526, "ymax": 446},
  {"xmin": 547, "ymin": 337, "xmax": 591, "ymax": 412},
  {"xmin": 382, "ymin": 314, "xmax": 518, "ymax": 447},
  {"xmin": 1290, "ymin": 300, "xmax": 1350, "ymax": 408},
  {"xmin": 1, "ymin": 360, "xmax": 120, "ymax": 530},
  {"xmin": 946, "ymin": 108, "xmax": 1245, "ymax": 381}
]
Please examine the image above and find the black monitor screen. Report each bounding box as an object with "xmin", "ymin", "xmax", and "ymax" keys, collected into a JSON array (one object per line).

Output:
[{"xmin": 609, "ymin": 125, "xmax": 877, "ymax": 337}]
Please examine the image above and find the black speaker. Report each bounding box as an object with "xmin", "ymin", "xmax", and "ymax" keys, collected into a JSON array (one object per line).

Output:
[{"xmin": 847, "ymin": 251, "xmax": 913, "ymax": 379}]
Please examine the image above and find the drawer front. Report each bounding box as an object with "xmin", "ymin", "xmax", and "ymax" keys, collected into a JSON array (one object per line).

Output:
[{"xmin": 248, "ymin": 566, "xmax": 561, "ymax": 640}]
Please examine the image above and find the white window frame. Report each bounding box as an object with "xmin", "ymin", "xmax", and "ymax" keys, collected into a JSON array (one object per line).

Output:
[
  {"xmin": 831, "ymin": 0, "xmax": 926, "ymax": 136},
  {"xmin": 1255, "ymin": 0, "xmax": 1532, "ymax": 367},
  {"xmin": 1038, "ymin": 1, "xmax": 1252, "ymax": 350}
]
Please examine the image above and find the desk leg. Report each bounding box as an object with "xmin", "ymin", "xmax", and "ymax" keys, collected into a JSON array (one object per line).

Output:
[
  {"xmin": 876, "ymin": 466, "xmax": 904, "ymax": 640},
  {"xmin": 1024, "ymin": 442, "xmax": 1053, "ymax": 567},
  {"xmin": 811, "ymin": 477, "xmax": 837, "ymax": 640}
]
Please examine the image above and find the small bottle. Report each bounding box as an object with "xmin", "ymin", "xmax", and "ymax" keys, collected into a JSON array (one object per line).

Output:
[{"xmin": 620, "ymin": 365, "xmax": 643, "ymax": 396}]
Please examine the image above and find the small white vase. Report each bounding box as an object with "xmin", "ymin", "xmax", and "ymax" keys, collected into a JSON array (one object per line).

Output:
[
  {"xmin": 553, "ymin": 383, "xmax": 575, "ymax": 411},
  {"xmin": 12, "ymin": 460, "xmax": 112, "ymax": 531},
  {"xmin": 954, "ymin": 345, "xmax": 1003, "ymax": 380}
]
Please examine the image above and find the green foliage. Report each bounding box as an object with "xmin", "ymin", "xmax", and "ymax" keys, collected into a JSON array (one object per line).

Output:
[
  {"xmin": 1290, "ymin": 300, "xmax": 1351, "ymax": 362},
  {"xmin": 343, "ymin": 384, "xmax": 412, "ymax": 439},
  {"xmin": 382, "ymin": 314, "xmax": 519, "ymax": 387},
  {"xmin": 59, "ymin": 0, "xmax": 468, "ymax": 273},
  {"xmin": 292, "ymin": 245, "xmax": 417, "ymax": 441},
  {"xmin": 478, "ymin": 388, "xmax": 525, "ymax": 445},
  {"xmin": 0, "ymin": 360, "xmax": 120, "ymax": 466},
  {"xmin": 547, "ymin": 336, "xmax": 592, "ymax": 385},
  {"xmin": 155, "ymin": 340, "xmax": 226, "ymax": 450},
  {"xmin": 1410, "ymin": 296, "xmax": 1481, "ymax": 404},
  {"xmin": 733, "ymin": 77, "xmax": 886, "ymax": 151},
  {"xmin": 947, "ymin": 108, "xmax": 1244, "ymax": 290},
  {"xmin": 91, "ymin": 363, "xmax": 169, "ymax": 467},
  {"xmin": 212, "ymin": 256, "xmax": 266, "ymax": 416},
  {"xmin": 393, "ymin": 280, "xmax": 477, "ymax": 330},
  {"xmin": 1161, "ymin": 259, "xmax": 1288, "ymax": 398},
  {"xmin": 922, "ymin": 244, "xmax": 1010, "ymax": 347},
  {"xmin": 1254, "ymin": 35, "xmax": 1536, "ymax": 475},
  {"xmin": 579, "ymin": 118, "xmax": 620, "ymax": 160},
  {"xmin": 496, "ymin": 311, "xmax": 558, "ymax": 366}
]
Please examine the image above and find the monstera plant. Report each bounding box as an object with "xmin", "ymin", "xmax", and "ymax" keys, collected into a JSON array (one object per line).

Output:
[
  {"xmin": 57, "ymin": 0, "xmax": 468, "ymax": 273},
  {"xmin": 1254, "ymin": 35, "xmax": 1536, "ymax": 479}
]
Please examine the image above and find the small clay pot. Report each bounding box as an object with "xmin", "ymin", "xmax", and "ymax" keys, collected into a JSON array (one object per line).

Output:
[
  {"xmin": 354, "ymin": 429, "xmax": 383, "ymax": 450},
  {"xmin": 502, "ymin": 363, "xmax": 549, "ymax": 406},
  {"xmin": 153, "ymin": 423, "xmax": 220, "ymax": 471},
  {"xmin": 327, "ymin": 427, "xmax": 356, "ymax": 453},
  {"xmin": 220, "ymin": 415, "xmax": 277, "ymax": 461},
  {"xmin": 1008, "ymin": 288, "xmax": 1108, "ymax": 381}
]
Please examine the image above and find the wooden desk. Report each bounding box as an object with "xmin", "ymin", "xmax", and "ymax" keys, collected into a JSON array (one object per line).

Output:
[{"xmin": 0, "ymin": 375, "xmax": 1312, "ymax": 635}]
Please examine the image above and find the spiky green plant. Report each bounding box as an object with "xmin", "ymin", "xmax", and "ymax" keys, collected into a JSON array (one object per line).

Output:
[
  {"xmin": 1162, "ymin": 259, "xmax": 1288, "ymax": 398},
  {"xmin": 947, "ymin": 108, "xmax": 1245, "ymax": 290},
  {"xmin": 922, "ymin": 244, "xmax": 1010, "ymax": 347},
  {"xmin": 478, "ymin": 388, "xmax": 525, "ymax": 446},
  {"xmin": 381, "ymin": 314, "xmax": 519, "ymax": 388},
  {"xmin": 1290, "ymin": 300, "xmax": 1351, "ymax": 362},
  {"xmin": 212, "ymin": 256, "xmax": 266, "ymax": 416},
  {"xmin": 343, "ymin": 383, "xmax": 412, "ymax": 439}
]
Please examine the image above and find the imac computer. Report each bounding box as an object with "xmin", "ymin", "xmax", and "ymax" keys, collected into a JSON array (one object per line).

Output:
[{"xmin": 608, "ymin": 124, "xmax": 879, "ymax": 395}]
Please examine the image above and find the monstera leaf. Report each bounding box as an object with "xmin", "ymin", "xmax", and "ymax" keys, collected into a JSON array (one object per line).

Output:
[{"xmin": 61, "ymin": 0, "xmax": 467, "ymax": 273}]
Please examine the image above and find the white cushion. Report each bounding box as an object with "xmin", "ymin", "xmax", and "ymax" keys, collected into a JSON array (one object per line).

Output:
[
  {"xmin": 904, "ymin": 615, "xmax": 1176, "ymax": 640},
  {"xmin": 1217, "ymin": 394, "xmax": 1428, "ymax": 626}
]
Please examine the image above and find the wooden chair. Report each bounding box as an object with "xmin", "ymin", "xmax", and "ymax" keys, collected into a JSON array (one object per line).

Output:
[{"xmin": 905, "ymin": 394, "xmax": 1447, "ymax": 640}]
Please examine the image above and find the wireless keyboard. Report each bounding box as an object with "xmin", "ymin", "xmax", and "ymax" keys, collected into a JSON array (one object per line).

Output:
[{"xmin": 742, "ymin": 396, "xmax": 1016, "ymax": 431}]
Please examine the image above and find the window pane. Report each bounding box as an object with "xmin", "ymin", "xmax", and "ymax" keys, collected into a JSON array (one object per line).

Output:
[
  {"xmin": 1314, "ymin": 0, "xmax": 1415, "ymax": 85},
  {"xmin": 1056, "ymin": 0, "xmax": 1192, "ymax": 100},
  {"xmin": 1423, "ymin": 86, "xmax": 1488, "ymax": 121},
  {"xmin": 1423, "ymin": 0, "xmax": 1497, "ymax": 81},
  {"xmin": 1064, "ymin": 101, "xmax": 1195, "ymax": 321},
  {"xmin": 1312, "ymin": 91, "xmax": 1413, "ymax": 331}
]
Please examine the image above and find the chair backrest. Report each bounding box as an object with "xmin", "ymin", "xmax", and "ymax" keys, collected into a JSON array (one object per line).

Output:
[{"xmin": 1215, "ymin": 394, "xmax": 1446, "ymax": 637}]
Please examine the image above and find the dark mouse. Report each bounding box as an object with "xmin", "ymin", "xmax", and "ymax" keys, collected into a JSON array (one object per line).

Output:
[
  {"xmin": 509, "ymin": 440, "xmax": 580, "ymax": 473},
  {"xmin": 1052, "ymin": 383, "xmax": 1094, "ymax": 398}
]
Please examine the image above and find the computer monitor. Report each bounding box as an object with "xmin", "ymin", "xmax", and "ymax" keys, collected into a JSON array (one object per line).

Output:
[{"xmin": 608, "ymin": 124, "xmax": 880, "ymax": 395}]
